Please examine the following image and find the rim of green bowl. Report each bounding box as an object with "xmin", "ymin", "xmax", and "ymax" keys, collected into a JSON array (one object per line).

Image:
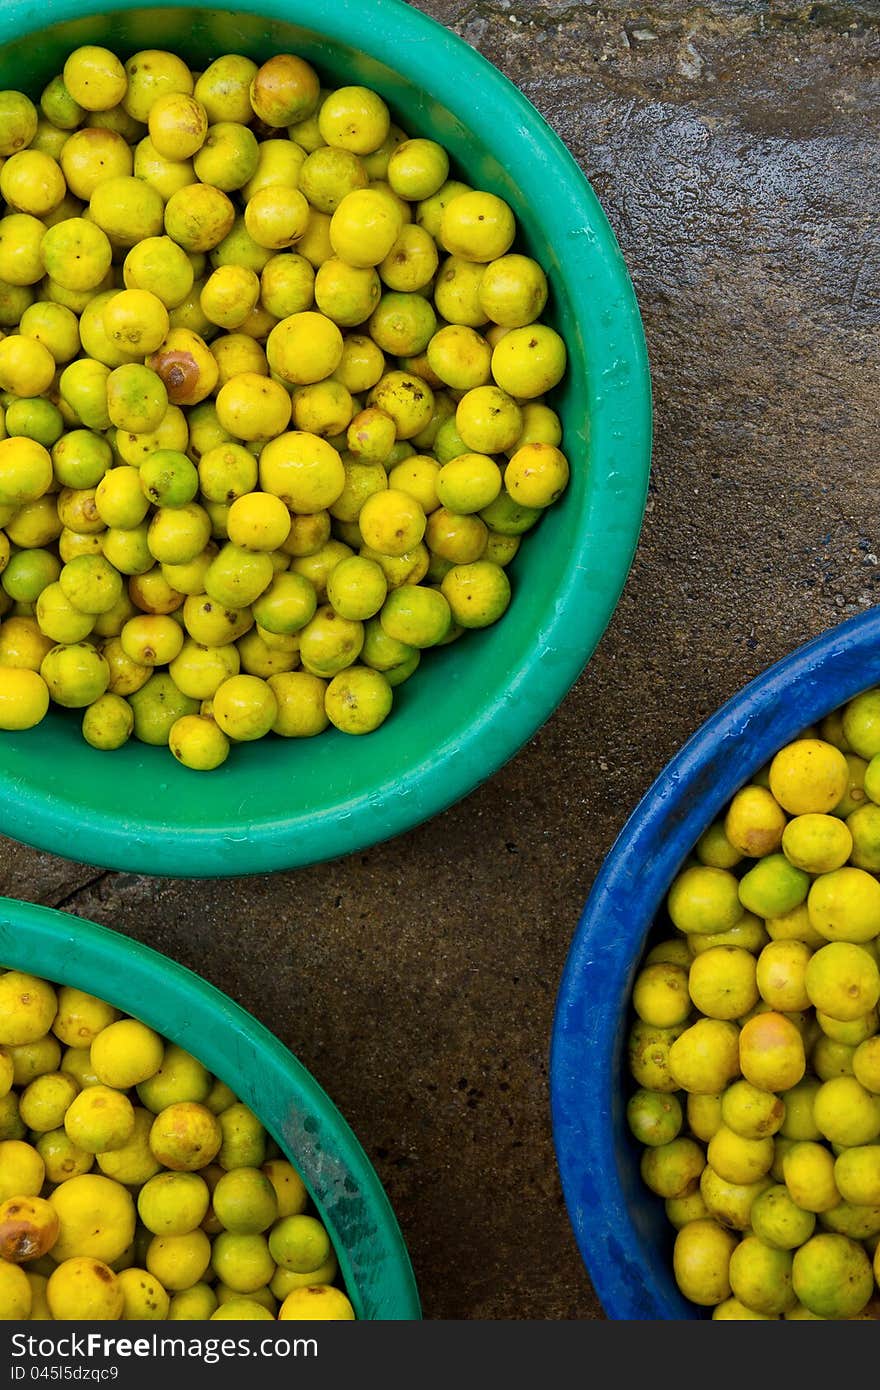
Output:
[
  {"xmin": 0, "ymin": 0, "xmax": 652, "ymax": 877},
  {"xmin": 0, "ymin": 895, "xmax": 422, "ymax": 1319}
]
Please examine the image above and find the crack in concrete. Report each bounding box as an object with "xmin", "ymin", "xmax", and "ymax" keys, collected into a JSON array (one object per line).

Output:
[{"xmin": 49, "ymin": 870, "xmax": 111, "ymax": 913}]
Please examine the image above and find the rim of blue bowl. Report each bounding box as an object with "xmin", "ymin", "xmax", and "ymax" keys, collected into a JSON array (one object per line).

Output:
[
  {"xmin": 0, "ymin": 897, "xmax": 421, "ymax": 1320},
  {"xmin": 0, "ymin": 0, "xmax": 652, "ymax": 879},
  {"xmin": 549, "ymin": 604, "xmax": 880, "ymax": 1320}
]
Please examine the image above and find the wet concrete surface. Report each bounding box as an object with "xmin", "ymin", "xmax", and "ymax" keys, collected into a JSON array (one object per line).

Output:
[{"xmin": 3, "ymin": 0, "xmax": 880, "ymax": 1319}]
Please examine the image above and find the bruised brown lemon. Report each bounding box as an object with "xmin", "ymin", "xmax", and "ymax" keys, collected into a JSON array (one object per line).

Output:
[
  {"xmin": 147, "ymin": 328, "xmax": 219, "ymax": 406},
  {"xmin": 0, "ymin": 1196, "xmax": 60, "ymax": 1263}
]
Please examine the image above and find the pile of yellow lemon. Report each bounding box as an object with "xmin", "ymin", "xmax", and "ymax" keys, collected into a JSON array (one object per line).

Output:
[
  {"xmin": 0, "ymin": 964, "xmax": 354, "ymax": 1320},
  {"xmin": 627, "ymin": 684, "xmax": 880, "ymax": 1318},
  {"xmin": 0, "ymin": 44, "xmax": 570, "ymax": 768}
]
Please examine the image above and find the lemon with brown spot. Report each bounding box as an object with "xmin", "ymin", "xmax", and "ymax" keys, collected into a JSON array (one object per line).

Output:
[
  {"xmin": 82, "ymin": 693, "xmax": 135, "ymax": 751},
  {"xmin": 46, "ymin": 1255, "xmax": 123, "ymax": 1320},
  {"xmin": 52, "ymin": 988, "xmax": 117, "ymax": 1050},
  {"xmin": 441, "ymin": 560, "xmax": 510, "ymax": 630},
  {"xmin": 147, "ymin": 327, "xmax": 219, "ymax": 406},
  {"xmin": 63, "ymin": 46, "xmax": 126, "ymax": 112},
  {"xmin": 203, "ymin": 542, "xmax": 273, "ymax": 609},
  {"xmin": 717, "ymin": 786, "xmax": 782, "ymax": 859},
  {"xmin": 118, "ymin": 1266, "xmax": 170, "ymax": 1320},
  {"xmin": 0, "ymin": 1195, "xmax": 60, "ymax": 1263},
  {"xmin": 633, "ymin": 967, "xmax": 695, "ymax": 1030},
  {"xmin": 720, "ymin": 1079, "xmax": 784, "ymax": 1140},
  {"xmin": 0, "ymin": 973, "xmax": 57, "ymax": 1048},
  {"xmin": 121, "ymin": 47, "xmax": 190, "ymax": 124}
]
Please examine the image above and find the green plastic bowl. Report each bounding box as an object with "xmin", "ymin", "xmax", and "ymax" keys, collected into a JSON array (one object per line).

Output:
[
  {"xmin": 0, "ymin": 0, "xmax": 652, "ymax": 877},
  {"xmin": 0, "ymin": 895, "xmax": 420, "ymax": 1319}
]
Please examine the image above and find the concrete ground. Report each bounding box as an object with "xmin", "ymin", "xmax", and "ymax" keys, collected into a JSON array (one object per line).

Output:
[{"xmin": 3, "ymin": 0, "xmax": 880, "ymax": 1319}]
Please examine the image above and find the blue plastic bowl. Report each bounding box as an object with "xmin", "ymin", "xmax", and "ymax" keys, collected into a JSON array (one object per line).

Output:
[{"xmin": 549, "ymin": 605, "xmax": 880, "ymax": 1319}]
